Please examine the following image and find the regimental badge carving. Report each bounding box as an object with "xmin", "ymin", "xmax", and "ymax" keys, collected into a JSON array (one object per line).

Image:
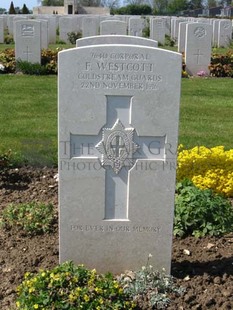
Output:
[
  {"xmin": 96, "ymin": 119, "xmax": 139, "ymax": 174},
  {"xmin": 194, "ymin": 27, "xmax": 206, "ymax": 38},
  {"xmin": 21, "ymin": 24, "xmax": 34, "ymax": 36}
]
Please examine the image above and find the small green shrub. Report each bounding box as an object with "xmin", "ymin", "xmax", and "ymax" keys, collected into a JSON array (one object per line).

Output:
[
  {"xmin": 165, "ymin": 35, "xmax": 175, "ymax": 47},
  {"xmin": 41, "ymin": 48, "xmax": 60, "ymax": 74},
  {"xmin": 56, "ymin": 39, "xmax": 66, "ymax": 44},
  {"xmin": 0, "ymin": 150, "xmax": 13, "ymax": 168},
  {"xmin": 112, "ymin": 4, "xmax": 152, "ymax": 15},
  {"xmin": 4, "ymin": 34, "xmax": 14, "ymax": 44},
  {"xmin": 16, "ymin": 261, "xmax": 136, "ymax": 309},
  {"xmin": 174, "ymin": 179, "xmax": 233, "ymax": 238},
  {"xmin": 119, "ymin": 254, "xmax": 184, "ymax": 309},
  {"xmin": 67, "ymin": 31, "xmax": 82, "ymax": 44},
  {"xmin": 0, "ymin": 48, "xmax": 16, "ymax": 73},
  {"xmin": 0, "ymin": 202, "xmax": 56, "ymax": 235},
  {"xmin": 16, "ymin": 60, "xmax": 48, "ymax": 75}
]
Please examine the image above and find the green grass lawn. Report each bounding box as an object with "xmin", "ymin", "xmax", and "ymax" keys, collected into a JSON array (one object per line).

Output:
[
  {"xmin": 180, "ymin": 77, "xmax": 233, "ymax": 149},
  {"xmin": 0, "ymin": 74, "xmax": 232, "ymax": 166},
  {"xmin": 0, "ymin": 75, "xmax": 57, "ymax": 166}
]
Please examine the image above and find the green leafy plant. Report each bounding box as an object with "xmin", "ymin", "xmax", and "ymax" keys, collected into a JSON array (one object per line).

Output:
[
  {"xmin": 174, "ymin": 179, "xmax": 233, "ymax": 238},
  {"xmin": 0, "ymin": 202, "xmax": 56, "ymax": 235},
  {"xmin": 118, "ymin": 254, "xmax": 184, "ymax": 309},
  {"xmin": 16, "ymin": 60, "xmax": 48, "ymax": 75},
  {"xmin": 209, "ymin": 50, "xmax": 233, "ymax": 77},
  {"xmin": 0, "ymin": 48, "xmax": 16, "ymax": 73},
  {"xmin": 165, "ymin": 34, "xmax": 175, "ymax": 47},
  {"xmin": 41, "ymin": 48, "xmax": 60, "ymax": 74},
  {"xmin": 0, "ymin": 48, "xmax": 60, "ymax": 75},
  {"xmin": 141, "ymin": 17, "xmax": 150, "ymax": 38},
  {"xmin": 0, "ymin": 149, "xmax": 15, "ymax": 168},
  {"xmin": 4, "ymin": 34, "xmax": 14, "ymax": 44},
  {"xmin": 67, "ymin": 31, "xmax": 82, "ymax": 44},
  {"xmin": 16, "ymin": 261, "xmax": 136, "ymax": 309}
]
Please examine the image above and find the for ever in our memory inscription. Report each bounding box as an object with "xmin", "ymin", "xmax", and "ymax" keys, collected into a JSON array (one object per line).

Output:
[
  {"xmin": 71, "ymin": 224, "xmax": 161, "ymax": 233},
  {"xmin": 77, "ymin": 51, "xmax": 162, "ymax": 91}
]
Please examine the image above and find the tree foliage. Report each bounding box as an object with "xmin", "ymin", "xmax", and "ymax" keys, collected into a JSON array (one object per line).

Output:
[
  {"xmin": 0, "ymin": 8, "xmax": 7, "ymax": 14},
  {"xmin": 187, "ymin": 0, "xmax": 203, "ymax": 9},
  {"xmin": 79, "ymin": 0, "xmax": 101, "ymax": 6},
  {"xmin": 9, "ymin": 1, "xmax": 16, "ymax": 14},
  {"xmin": 167, "ymin": 0, "xmax": 188, "ymax": 13},
  {"xmin": 22, "ymin": 4, "xmax": 30, "ymax": 13},
  {"xmin": 41, "ymin": 0, "xmax": 64, "ymax": 6},
  {"xmin": 112, "ymin": 3, "xmax": 152, "ymax": 14},
  {"xmin": 101, "ymin": 0, "xmax": 120, "ymax": 9},
  {"xmin": 153, "ymin": 0, "xmax": 168, "ymax": 14}
]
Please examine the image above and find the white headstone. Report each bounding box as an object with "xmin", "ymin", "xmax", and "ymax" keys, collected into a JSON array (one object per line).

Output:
[
  {"xmin": 100, "ymin": 20, "xmax": 127, "ymax": 35},
  {"xmin": 76, "ymin": 35, "xmax": 158, "ymax": 48},
  {"xmin": 0, "ymin": 17, "xmax": 4, "ymax": 44},
  {"xmin": 218, "ymin": 19, "xmax": 232, "ymax": 47},
  {"xmin": 173, "ymin": 18, "xmax": 186, "ymax": 42},
  {"xmin": 37, "ymin": 19, "xmax": 49, "ymax": 49},
  {"xmin": 185, "ymin": 23, "xmax": 212, "ymax": 76},
  {"xmin": 7, "ymin": 15, "xmax": 16, "ymax": 35},
  {"xmin": 35, "ymin": 16, "xmax": 56, "ymax": 44},
  {"xmin": 163, "ymin": 17, "xmax": 171, "ymax": 36},
  {"xmin": 58, "ymin": 43, "xmax": 182, "ymax": 274},
  {"xmin": 178, "ymin": 22, "xmax": 188, "ymax": 53},
  {"xmin": 82, "ymin": 16, "xmax": 99, "ymax": 38},
  {"xmin": 15, "ymin": 20, "xmax": 41, "ymax": 64},
  {"xmin": 59, "ymin": 17, "xmax": 77, "ymax": 43},
  {"xmin": 128, "ymin": 17, "xmax": 145, "ymax": 37},
  {"xmin": 213, "ymin": 19, "xmax": 220, "ymax": 46},
  {"xmin": 150, "ymin": 18, "xmax": 165, "ymax": 45}
]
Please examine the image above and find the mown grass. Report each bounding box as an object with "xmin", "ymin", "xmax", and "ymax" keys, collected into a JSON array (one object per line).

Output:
[
  {"xmin": 0, "ymin": 75, "xmax": 232, "ymax": 166},
  {"xmin": 180, "ymin": 77, "xmax": 233, "ymax": 149},
  {"xmin": 0, "ymin": 75, "xmax": 57, "ymax": 166}
]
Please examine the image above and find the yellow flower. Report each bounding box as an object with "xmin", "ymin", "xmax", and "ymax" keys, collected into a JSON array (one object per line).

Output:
[
  {"xmin": 98, "ymin": 297, "xmax": 103, "ymax": 304},
  {"xmin": 16, "ymin": 301, "xmax": 20, "ymax": 308},
  {"xmin": 69, "ymin": 293, "xmax": 76, "ymax": 302},
  {"xmin": 29, "ymin": 287, "xmax": 35, "ymax": 293},
  {"xmin": 83, "ymin": 294, "xmax": 90, "ymax": 302},
  {"xmin": 33, "ymin": 304, "xmax": 39, "ymax": 309},
  {"xmin": 177, "ymin": 145, "xmax": 233, "ymax": 197}
]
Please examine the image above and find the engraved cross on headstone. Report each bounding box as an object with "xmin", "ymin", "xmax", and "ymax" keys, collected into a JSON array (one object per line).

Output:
[
  {"xmin": 70, "ymin": 95, "xmax": 165, "ymax": 220},
  {"xmin": 193, "ymin": 49, "xmax": 203, "ymax": 64},
  {"xmin": 23, "ymin": 46, "xmax": 32, "ymax": 61}
]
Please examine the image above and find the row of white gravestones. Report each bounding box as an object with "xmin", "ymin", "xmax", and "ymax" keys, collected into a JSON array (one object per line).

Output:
[
  {"xmin": 58, "ymin": 36, "xmax": 182, "ymax": 274},
  {"xmin": 34, "ymin": 15, "xmax": 57, "ymax": 44},
  {"xmin": 150, "ymin": 18, "xmax": 165, "ymax": 45},
  {"xmin": 13, "ymin": 17, "xmax": 49, "ymax": 49},
  {"xmin": 15, "ymin": 20, "xmax": 42, "ymax": 64},
  {"xmin": 57, "ymin": 15, "xmax": 170, "ymax": 41},
  {"xmin": 216, "ymin": 19, "xmax": 232, "ymax": 48},
  {"xmin": 5, "ymin": 14, "xmax": 57, "ymax": 44},
  {"xmin": 177, "ymin": 19, "xmax": 232, "ymax": 75},
  {"xmin": 176, "ymin": 17, "xmax": 232, "ymax": 50}
]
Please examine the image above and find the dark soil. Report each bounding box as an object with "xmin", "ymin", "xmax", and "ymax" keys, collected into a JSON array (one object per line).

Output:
[{"xmin": 0, "ymin": 167, "xmax": 233, "ymax": 310}]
